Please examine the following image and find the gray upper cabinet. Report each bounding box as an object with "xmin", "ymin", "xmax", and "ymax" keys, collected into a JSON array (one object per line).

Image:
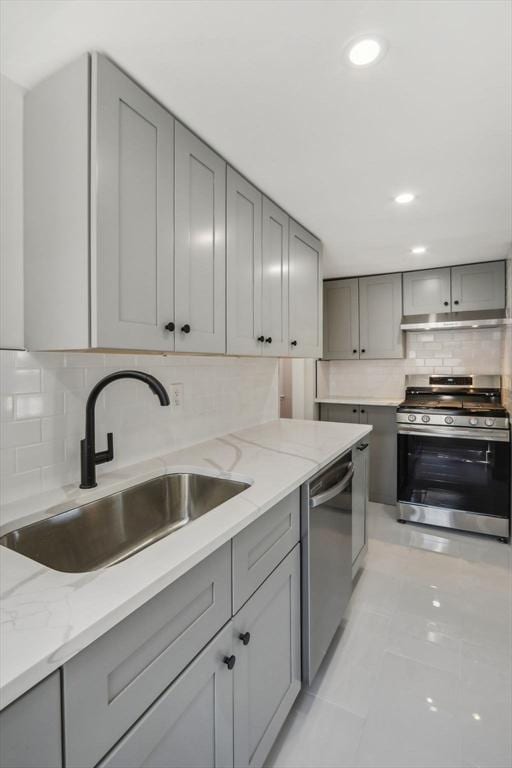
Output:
[
  {"xmin": 323, "ymin": 278, "xmax": 359, "ymax": 360},
  {"xmin": 261, "ymin": 198, "xmax": 289, "ymax": 357},
  {"xmin": 233, "ymin": 546, "xmax": 301, "ymax": 768},
  {"xmin": 175, "ymin": 123, "xmax": 226, "ymax": 354},
  {"xmin": 323, "ymin": 273, "xmax": 403, "ymax": 360},
  {"xmin": 227, "ymin": 168, "xmax": 262, "ymax": 356},
  {"xmin": 25, "ymin": 53, "xmax": 175, "ymax": 352},
  {"xmin": 451, "ymin": 261, "xmax": 505, "ymax": 312},
  {"xmin": 0, "ymin": 672, "xmax": 62, "ymax": 768},
  {"xmin": 359, "ymin": 273, "xmax": 404, "ymax": 358},
  {"xmin": 289, "ymin": 221, "xmax": 322, "ymax": 358},
  {"xmin": 93, "ymin": 54, "xmax": 174, "ymax": 350},
  {"xmin": 24, "ymin": 52, "xmax": 322, "ymax": 354},
  {"xmin": 402, "ymin": 267, "xmax": 451, "ymax": 315},
  {"xmin": 98, "ymin": 623, "xmax": 234, "ymax": 768}
]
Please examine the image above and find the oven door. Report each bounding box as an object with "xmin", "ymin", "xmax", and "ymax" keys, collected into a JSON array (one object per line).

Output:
[{"xmin": 397, "ymin": 425, "xmax": 510, "ymax": 518}]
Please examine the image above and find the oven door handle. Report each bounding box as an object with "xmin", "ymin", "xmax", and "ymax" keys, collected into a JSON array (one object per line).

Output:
[
  {"xmin": 310, "ymin": 464, "xmax": 354, "ymax": 509},
  {"xmin": 397, "ymin": 425, "xmax": 510, "ymax": 442}
]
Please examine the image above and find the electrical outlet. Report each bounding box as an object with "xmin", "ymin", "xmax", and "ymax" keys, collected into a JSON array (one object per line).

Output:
[{"xmin": 170, "ymin": 383, "xmax": 183, "ymax": 411}]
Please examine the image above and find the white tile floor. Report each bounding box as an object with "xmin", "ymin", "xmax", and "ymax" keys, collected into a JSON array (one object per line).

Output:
[{"xmin": 267, "ymin": 503, "xmax": 512, "ymax": 768}]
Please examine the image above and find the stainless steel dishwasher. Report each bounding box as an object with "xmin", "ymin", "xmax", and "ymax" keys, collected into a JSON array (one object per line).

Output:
[{"xmin": 301, "ymin": 451, "xmax": 354, "ymax": 685}]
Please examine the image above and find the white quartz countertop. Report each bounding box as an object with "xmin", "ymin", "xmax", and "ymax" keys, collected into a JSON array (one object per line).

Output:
[
  {"xmin": 0, "ymin": 418, "xmax": 371, "ymax": 709},
  {"xmin": 316, "ymin": 396, "xmax": 402, "ymax": 407}
]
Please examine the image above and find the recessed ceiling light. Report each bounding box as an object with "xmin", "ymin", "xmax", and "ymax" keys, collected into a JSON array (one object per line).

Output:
[
  {"xmin": 411, "ymin": 246, "xmax": 427, "ymax": 255},
  {"xmin": 347, "ymin": 36, "xmax": 386, "ymax": 67},
  {"xmin": 395, "ymin": 192, "xmax": 415, "ymax": 204}
]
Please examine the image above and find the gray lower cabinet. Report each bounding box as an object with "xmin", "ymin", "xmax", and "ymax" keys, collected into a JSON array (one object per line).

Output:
[
  {"xmin": 63, "ymin": 543, "xmax": 231, "ymax": 768},
  {"xmin": 98, "ymin": 622, "xmax": 234, "ymax": 768},
  {"xmin": 233, "ymin": 546, "xmax": 301, "ymax": 768},
  {"xmin": 232, "ymin": 488, "xmax": 300, "ymax": 613},
  {"xmin": 352, "ymin": 440, "xmax": 369, "ymax": 576},
  {"xmin": 320, "ymin": 404, "xmax": 396, "ymax": 505},
  {"xmin": 320, "ymin": 403, "xmax": 360, "ymax": 424},
  {"xmin": 0, "ymin": 672, "xmax": 62, "ymax": 768}
]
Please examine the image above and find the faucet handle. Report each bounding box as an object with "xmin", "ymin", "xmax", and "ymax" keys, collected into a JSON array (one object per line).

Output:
[{"xmin": 95, "ymin": 432, "xmax": 114, "ymax": 465}]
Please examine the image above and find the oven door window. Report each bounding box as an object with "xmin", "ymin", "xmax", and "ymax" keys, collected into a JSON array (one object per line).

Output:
[{"xmin": 398, "ymin": 434, "xmax": 510, "ymax": 517}]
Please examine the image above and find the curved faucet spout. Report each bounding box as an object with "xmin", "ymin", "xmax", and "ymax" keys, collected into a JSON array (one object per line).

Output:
[{"xmin": 80, "ymin": 370, "xmax": 170, "ymax": 489}]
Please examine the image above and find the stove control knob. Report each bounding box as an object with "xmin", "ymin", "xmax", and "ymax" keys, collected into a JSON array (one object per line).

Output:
[
  {"xmin": 421, "ymin": 415, "xmax": 430, "ymax": 423},
  {"xmin": 444, "ymin": 416, "xmax": 454, "ymax": 425},
  {"xmin": 484, "ymin": 418, "xmax": 495, "ymax": 427},
  {"xmin": 408, "ymin": 414, "xmax": 417, "ymax": 422},
  {"xmin": 469, "ymin": 417, "xmax": 479, "ymax": 426}
]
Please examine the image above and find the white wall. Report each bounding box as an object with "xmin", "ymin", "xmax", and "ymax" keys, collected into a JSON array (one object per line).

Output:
[
  {"xmin": 319, "ymin": 327, "xmax": 506, "ymax": 399},
  {"xmin": 0, "ymin": 75, "xmax": 24, "ymax": 349}
]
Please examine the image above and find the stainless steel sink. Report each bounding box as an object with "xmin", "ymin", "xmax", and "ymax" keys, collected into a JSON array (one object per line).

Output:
[{"xmin": 0, "ymin": 473, "xmax": 250, "ymax": 573}]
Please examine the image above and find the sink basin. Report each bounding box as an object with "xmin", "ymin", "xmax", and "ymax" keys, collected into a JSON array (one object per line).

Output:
[{"xmin": 0, "ymin": 473, "xmax": 250, "ymax": 573}]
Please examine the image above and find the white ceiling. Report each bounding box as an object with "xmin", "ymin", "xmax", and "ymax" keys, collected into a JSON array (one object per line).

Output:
[{"xmin": 1, "ymin": 0, "xmax": 511, "ymax": 277}]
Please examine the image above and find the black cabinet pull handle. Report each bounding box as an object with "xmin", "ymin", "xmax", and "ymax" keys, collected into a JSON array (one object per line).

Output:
[
  {"xmin": 361, "ymin": 349, "xmax": 366, "ymax": 353},
  {"xmin": 223, "ymin": 655, "xmax": 236, "ymax": 670},
  {"xmin": 164, "ymin": 322, "xmax": 175, "ymax": 332},
  {"xmin": 181, "ymin": 324, "xmax": 191, "ymax": 334},
  {"xmin": 352, "ymin": 408, "xmax": 357, "ymax": 413},
  {"xmin": 357, "ymin": 442, "xmax": 369, "ymax": 451},
  {"xmin": 454, "ymin": 300, "xmax": 459, "ymax": 306},
  {"xmin": 360, "ymin": 409, "xmax": 365, "ymax": 413},
  {"xmin": 265, "ymin": 337, "xmax": 272, "ymax": 344},
  {"xmin": 257, "ymin": 336, "xmax": 265, "ymax": 342},
  {"xmin": 443, "ymin": 301, "xmax": 449, "ymax": 306},
  {"xmin": 290, "ymin": 340, "xmax": 297, "ymax": 346},
  {"xmin": 353, "ymin": 349, "xmax": 357, "ymax": 354},
  {"xmin": 239, "ymin": 632, "xmax": 251, "ymax": 646}
]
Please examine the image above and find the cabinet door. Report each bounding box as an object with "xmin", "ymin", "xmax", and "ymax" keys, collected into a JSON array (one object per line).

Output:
[
  {"xmin": 288, "ymin": 221, "xmax": 322, "ymax": 358},
  {"xmin": 226, "ymin": 168, "xmax": 262, "ymax": 355},
  {"xmin": 352, "ymin": 440, "xmax": 369, "ymax": 571},
  {"xmin": 451, "ymin": 261, "xmax": 505, "ymax": 312},
  {"xmin": 233, "ymin": 546, "xmax": 301, "ymax": 768},
  {"xmin": 402, "ymin": 267, "xmax": 451, "ymax": 315},
  {"xmin": 359, "ymin": 273, "xmax": 404, "ymax": 359},
  {"xmin": 365, "ymin": 406, "xmax": 397, "ymax": 505},
  {"xmin": 323, "ymin": 278, "xmax": 359, "ymax": 360},
  {"xmin": 98, "ymin": 624, "xmax": 234, "ymax": 768},
  {"xmin": 175, "ymin": 123, "xmax": 226, "ymax": 353},
  {"xmin": 320, "ymin": 403, "xmax": 360, "ymax": 423},
  {"xmin": 0, "ymin": 673, "xmax": 62, "ymax": 768},
  {"xmin": 261, "ymin": 198, "xmax": 289, "ymax": 357},
  {"xmin": 92, "ymin": 54, "xmax": 174, "ymax": 351}
]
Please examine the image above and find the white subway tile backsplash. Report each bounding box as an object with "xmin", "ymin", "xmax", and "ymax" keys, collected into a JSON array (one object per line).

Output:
[
  {"xmin": 324, "ymin": 327, "xmax": 506, "ymax": 399},
  {"xmin": 0, "ymin": 350, "xmax": 278, "ymax": 505},
  {"xmin": 15, "ymin": 440, "xmax": 66, "ymax": 473},
  {"xmin": 1, "ymin": 419, "xmax": 41, "ymax": 448},
  {"xmin": 15, "ymin": 392, "xmax": 65, "ymax": 420}
]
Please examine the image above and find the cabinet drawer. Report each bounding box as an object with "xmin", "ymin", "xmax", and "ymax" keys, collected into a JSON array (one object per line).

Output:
[
  {"xmin": 232, "ymin": 488, "xmax": 300, "ymax": 613},
  {"xmin": 63, "ymin": 543, "xmax": 231, "ymax": 768}
]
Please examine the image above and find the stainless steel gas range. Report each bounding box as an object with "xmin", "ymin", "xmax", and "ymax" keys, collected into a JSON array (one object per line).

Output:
[{"xmin": 396, "ymin": 375, "xmax": 511, "ymax": 541}]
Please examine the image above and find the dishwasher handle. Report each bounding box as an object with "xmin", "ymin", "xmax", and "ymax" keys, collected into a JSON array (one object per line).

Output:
[{"xmin": 309, "ymin": 463, "xmax": 354, "ymax": 509}]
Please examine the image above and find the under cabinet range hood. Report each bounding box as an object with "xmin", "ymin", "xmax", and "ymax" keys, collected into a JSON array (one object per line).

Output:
[{"xmin": 400, "ymin": 309, "xmax": 508, "ymax": 331}]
